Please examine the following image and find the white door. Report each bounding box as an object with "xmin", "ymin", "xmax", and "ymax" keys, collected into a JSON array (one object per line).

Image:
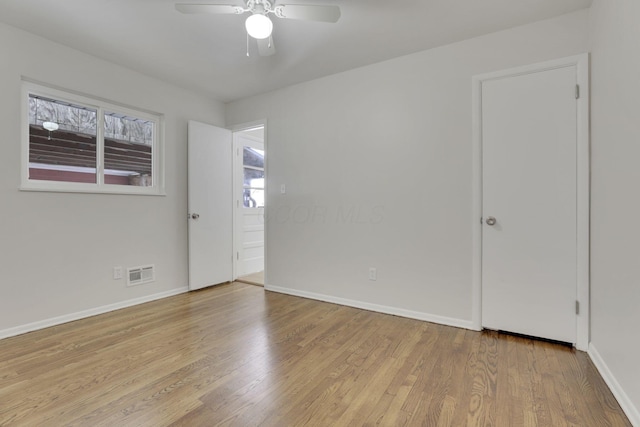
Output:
[
  {"xmin": 481, "ymin": 65, "xmax": 579, "ymax": 344},
  {"xmin": 233, "ymin": 132, "xmax": 265, "ymax": 277},
  {"xmin": 188, "ymin": 121, "xmax": 233, "ymax": 290}
]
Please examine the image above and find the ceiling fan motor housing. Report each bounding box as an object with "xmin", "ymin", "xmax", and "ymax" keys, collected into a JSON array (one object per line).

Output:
[{"xmin": 246, "ymin": 0, "xmax": 274, "ymax": 15}]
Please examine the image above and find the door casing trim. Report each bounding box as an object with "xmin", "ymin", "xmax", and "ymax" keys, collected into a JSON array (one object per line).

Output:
[{"xmin": 471, "ymin": 54, "xmax": 590, "ymax": 351}]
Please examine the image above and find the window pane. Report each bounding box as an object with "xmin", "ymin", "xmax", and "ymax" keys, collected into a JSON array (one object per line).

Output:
[
  {"xmin": 243, "ymin": 146, "xmax": 264, "ymax": 168},
  {"xmin": 243, "ymin": 188, "xmax": 264, "ymax": 208},
  {"xmin": 244, "ymin": 168, "xmax": 264, "ymax": 188},
  {"xmin": 104, "ymin": 112, "xmax": 154, "ymax": 186},
  {"xmin": 28, "ymin": 95, "xmax": 97, "ymax": 183}
]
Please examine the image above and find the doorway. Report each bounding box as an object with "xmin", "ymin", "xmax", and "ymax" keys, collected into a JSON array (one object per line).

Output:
[
  {"xmin": 233, "ymin": 126, "xmax": 265, "ymax": 286},
  {"xmin": 472, "ymin": 54, "xmax": 590, "ymax": 350}
]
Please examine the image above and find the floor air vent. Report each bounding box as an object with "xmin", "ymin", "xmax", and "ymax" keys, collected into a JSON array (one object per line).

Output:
[{"xmin": 127, "ymin": 265, "xmax": 155, "ymax": 286}]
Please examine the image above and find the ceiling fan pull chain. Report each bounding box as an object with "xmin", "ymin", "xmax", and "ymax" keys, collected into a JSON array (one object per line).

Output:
[
  {"xmin": 268, "ymin": 35, "xmax": 272, "ymax": 48},
  {"xmin": 246, "ymin": 32, "xmax": 250, "ymax": 57}
]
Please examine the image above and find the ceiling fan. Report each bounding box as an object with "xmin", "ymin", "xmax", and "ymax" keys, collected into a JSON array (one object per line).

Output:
[{"xmin": 175, "ymin": 0, "xmax": 341, "ymax": 56}]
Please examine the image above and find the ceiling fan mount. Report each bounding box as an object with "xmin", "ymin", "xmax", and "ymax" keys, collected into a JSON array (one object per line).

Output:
[
  {"xmin": 227, "ymin": 0, "xmax": 284, "ymax": 18},
  {"xmin": 175, "ymin": 1, "xmax": 341, "ymax": 56}
]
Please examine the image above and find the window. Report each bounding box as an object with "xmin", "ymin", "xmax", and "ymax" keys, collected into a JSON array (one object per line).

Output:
[
  {"xmin": 22, "ymin": 82, "xmax": 164, "ymax": 195},
  {"xmin": 243, "ymin": 146, "xmax": 264, "ymax": 208}
]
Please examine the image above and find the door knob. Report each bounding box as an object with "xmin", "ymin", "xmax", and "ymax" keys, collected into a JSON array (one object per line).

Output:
[
  {"xmin": 191, "ymin": 213, "xmax": 200, "ymax": 220},
  {"xmin": 485, "ymin": 216, "xmax": 497, "ymax": 226}
]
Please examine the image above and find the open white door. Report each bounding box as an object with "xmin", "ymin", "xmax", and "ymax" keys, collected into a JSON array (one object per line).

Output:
[{"xmin": 188, "ymin": 121, "xmax": 233, "ymax": 290}]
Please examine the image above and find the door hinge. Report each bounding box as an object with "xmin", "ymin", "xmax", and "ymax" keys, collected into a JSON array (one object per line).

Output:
[
  {"xmin": 575, "ymin": 84, "xmax": 580, "ymax": 100},
  {"xmin": 575, "ymin": 300, "xmax": 580, "ymax": 315}
]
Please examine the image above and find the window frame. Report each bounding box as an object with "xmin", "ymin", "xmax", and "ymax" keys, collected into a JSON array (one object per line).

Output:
[
  {"xmin": 21, "ymin": 81, "xmax": 165, "ymax": 195},
  {"xmin": 242, "ymin": 146, "xmax": 265, "ymax": 209}
]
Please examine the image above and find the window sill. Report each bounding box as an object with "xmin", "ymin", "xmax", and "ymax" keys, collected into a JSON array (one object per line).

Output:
[{"xmin": 20, "ymin": 182, "xmax": 166, "ymax": 196}]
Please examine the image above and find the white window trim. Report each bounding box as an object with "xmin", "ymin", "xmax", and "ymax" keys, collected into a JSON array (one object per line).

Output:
[{"xmin": 21, "ymin": 81, "xmax": 165, "ymax": 196}]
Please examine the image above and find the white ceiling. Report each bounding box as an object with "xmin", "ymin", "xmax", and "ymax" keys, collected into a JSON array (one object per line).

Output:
[{"xmin": 0, "ymin": 0, "xmax": 592, "ymax": 102}]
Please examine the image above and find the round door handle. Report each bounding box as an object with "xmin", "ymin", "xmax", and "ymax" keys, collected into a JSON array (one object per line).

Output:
[
  {"xmin": 485, "ymin": 216, "xmax": 497, "ymax": 226},
  {"xmin": 191, "ymin": 213, "xmax": 200, "ymax": 220}
]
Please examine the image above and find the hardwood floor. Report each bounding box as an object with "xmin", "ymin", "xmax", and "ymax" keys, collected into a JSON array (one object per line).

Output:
[
  {"xmin": 0, "ymin": 282, "xmax": 631, "ymax": 426},
  {"xmin": 236, "ymin": 271, "xmax": 265, "ymax": 287}
]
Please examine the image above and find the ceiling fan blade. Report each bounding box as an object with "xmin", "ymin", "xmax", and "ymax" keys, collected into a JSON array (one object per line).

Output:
[
  {"xmin": 175, "ymin": 4, "xmax": 242, "ymax": 14},
  {"xmin": 257, "ymin": 37, "xmax": 276, "ymax": 56},
  {"xmin": 275, "ymin": 4, "xmax": 341, "ymax": 23}
]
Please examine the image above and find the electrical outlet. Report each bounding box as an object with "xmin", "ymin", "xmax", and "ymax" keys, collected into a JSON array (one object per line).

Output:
[
  {"xmin": 113, "ymin": 266, "xmax": 123, "ymax": 280},
  {"xmin": 369, "ymin": 267, "xmax": 377, "ymax": 281}
]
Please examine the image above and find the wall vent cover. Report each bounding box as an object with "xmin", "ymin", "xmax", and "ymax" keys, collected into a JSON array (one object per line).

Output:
[{"xmin": 127, "ymin": 265, "xmax": 155, "ymax": 286}]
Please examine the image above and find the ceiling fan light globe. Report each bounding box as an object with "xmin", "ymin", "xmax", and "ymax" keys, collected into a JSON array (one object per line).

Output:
[
  {"xmin": 42, "ymin": 121, "xmax": 59, "ymax": 132},
  {"xmin": 245, "ymin": 14, "xmax": 273, "ymax": 39}
]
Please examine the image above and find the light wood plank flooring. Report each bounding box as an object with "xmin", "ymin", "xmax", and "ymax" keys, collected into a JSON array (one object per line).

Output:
[
  {"xmin": 236, "ymin": 271, "xmax": 264, "ymax": 287},
  {"xmin": 0, "ymin": 282, "xmax": 631, "ymax": 426}
]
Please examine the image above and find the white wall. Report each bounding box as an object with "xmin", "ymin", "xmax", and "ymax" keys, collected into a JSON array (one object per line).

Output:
[
  {"xmin": 0, "ymin": 23, "xmax": 226, "ymax": 334},
  {"xmin": 226, "ymin": 11, "xmax": 589, "ymax": 325},
  {"xmin": 588, "ymin": 1, "xmax": 640, "ymax": 423}
]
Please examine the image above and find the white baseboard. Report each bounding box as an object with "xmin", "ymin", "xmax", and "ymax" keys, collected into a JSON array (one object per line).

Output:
[
  {"xmin": 265, "ymin": 284, "xmax": 476, "ymax": 331},
  {"xmin": 588, "ymin": 343, "xmax": 640, "ymax": 427},
  {"xmin": 0, "ymin": 287, "xmax": 189, "ymax": 340}
]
